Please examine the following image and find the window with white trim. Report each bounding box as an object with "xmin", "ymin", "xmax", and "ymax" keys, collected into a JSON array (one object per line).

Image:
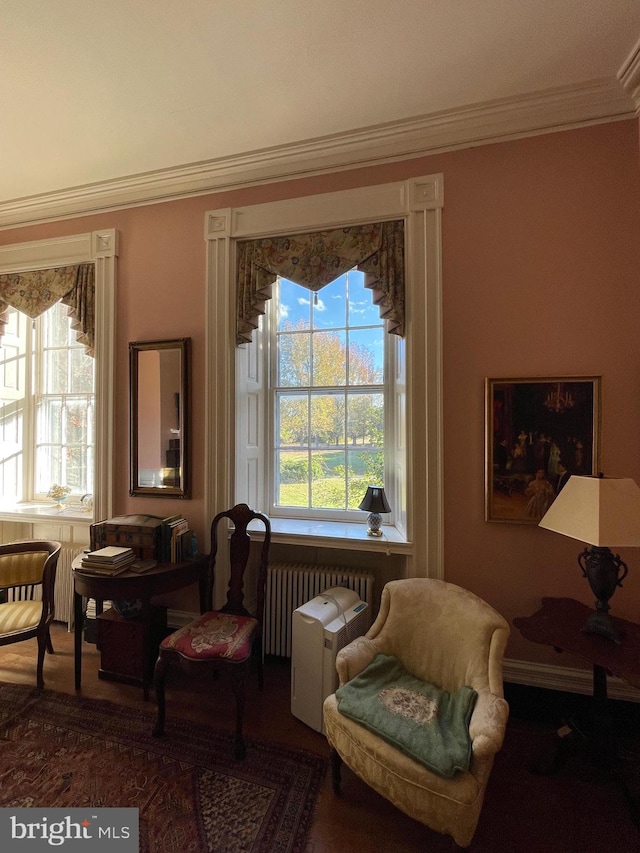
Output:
[{"xmin": 0, "ymin": 301, "xmax": 94, "ymax": 501}]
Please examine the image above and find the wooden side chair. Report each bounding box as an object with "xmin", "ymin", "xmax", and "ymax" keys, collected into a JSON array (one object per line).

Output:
[
  {"xmin": 152, "ymin": 504, "xmax": 271, "ymax": 759},
  {"xmin": 0, "ymin": 540, "xmax": 62, "ymax": 688}
]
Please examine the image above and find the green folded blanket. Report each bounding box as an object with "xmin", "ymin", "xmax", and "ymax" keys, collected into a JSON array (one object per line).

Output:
[{"xmin": 336, "ymin": 653, "xmax": 477, "ymax": 777}]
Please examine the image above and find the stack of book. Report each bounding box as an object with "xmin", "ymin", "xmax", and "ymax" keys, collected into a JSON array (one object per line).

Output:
[{"xmin": 80, "ymin": 546, "xmax": 136, "ymax": 575}]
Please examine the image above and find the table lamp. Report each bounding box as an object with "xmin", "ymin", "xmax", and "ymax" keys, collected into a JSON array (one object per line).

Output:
[
  {"xmin": 358, "ymin": 486, "xmax": 391, "ymax": 537},
  {"xmin": 538, "ymin": 474, "xmax": 640, "ymax": 643}
]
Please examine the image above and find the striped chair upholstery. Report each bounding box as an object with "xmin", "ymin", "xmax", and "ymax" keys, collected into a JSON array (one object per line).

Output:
[{"xmin": 0, "ymin": 540, "xmax": 61, "ymax": 688}]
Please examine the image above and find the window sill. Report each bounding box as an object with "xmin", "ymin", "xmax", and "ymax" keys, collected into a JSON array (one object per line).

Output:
[
  {"xmin": 248, "ymin": 517, "xmax": 412, "ymax": 554},
  {"xmin": 0, "ymin": 502, "xmax": 93, "ymax": 526}
]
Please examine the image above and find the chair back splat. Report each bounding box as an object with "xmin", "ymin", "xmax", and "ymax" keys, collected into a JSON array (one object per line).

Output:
[
  {"xmin": 211, "ymin": 503, "xmax": 271, "ymax": 619},
  {"xmin": 153, "ymin": 504, "xmax": 271, "ymax": 760}
]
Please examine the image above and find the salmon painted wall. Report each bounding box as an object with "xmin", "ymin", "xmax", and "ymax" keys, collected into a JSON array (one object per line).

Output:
[{"xmin": 2, "ymin": 119, "xmax": 639, "ymax": 667}]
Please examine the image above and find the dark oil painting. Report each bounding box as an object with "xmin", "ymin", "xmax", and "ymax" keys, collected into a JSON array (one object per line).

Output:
[{"xmin": 486, "ymin": 377, "xmax": 601, "ymax": 524}]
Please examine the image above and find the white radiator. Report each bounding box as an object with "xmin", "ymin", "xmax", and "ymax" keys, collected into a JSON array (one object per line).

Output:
[
  {"xmin": 55, "ymin": 543, "xmax": 85, "ymax": 629},
  {"xmin": 264, "ymin": 563, "xmax": 374, "ymax": 656}
]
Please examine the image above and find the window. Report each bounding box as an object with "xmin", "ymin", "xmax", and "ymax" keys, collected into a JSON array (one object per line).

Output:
[
  {"xmin": 207, "ymin": 176, "xmax": 443, "ymax": 560},
  {"xmin": 0, "ymin": 302, "xmax": 94, "ymax": 502},
  {"xmin": 271, "ymin": 270, "xmax": 390, "ymax": 519},
  {"xmin": 0, "ymin": 228, "xmax": 117, "ymax": 526}
]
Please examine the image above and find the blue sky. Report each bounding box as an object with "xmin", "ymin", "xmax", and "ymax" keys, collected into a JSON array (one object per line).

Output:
[{"xmin": 277, "ymin": 270, "xmax": 384, "ymax": 370}]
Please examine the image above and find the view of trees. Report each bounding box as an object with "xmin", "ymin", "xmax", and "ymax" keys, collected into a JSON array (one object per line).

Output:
[{"xmin": 275, "ymin": 319, "xmax": 384, "ymax": 510}]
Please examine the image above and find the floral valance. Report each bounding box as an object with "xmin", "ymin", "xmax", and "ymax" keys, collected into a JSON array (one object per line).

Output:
[
  {"xmin": 236, "ymin": 220, "xmax": 404, "ymax": 345},
  {"xmin": 0, "ymin": 263, "xmax": 95, "ymax": 355}
]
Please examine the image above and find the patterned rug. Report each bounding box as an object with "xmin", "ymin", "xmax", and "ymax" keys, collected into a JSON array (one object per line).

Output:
[{"xmin": 0, "ymin": 683, "xmax": 326, "ymax": 852}]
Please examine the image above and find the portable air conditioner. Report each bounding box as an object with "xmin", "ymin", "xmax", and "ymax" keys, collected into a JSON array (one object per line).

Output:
[{"xmin": 291, "ymin": 586, "xmax": 371, "ymax": 733}]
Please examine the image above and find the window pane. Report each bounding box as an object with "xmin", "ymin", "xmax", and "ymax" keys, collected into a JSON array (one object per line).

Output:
[
  {"xmin": 311, "ymin": 448, "xmax": 347, "ymax": 509},
  {"xmin": 66, "ymin": 398, "xmax": 90, "ymax": 444},
  {"xmin": 65, "ymin": 446, "xmax": 88, "ymax": 491},
  {"xmin": 310, "ymin": 393, "xmax": 345, "ymax": 448},
  {"xmin": 37, "ymin": 398, "xmax": 62, "ymax": 443},
  {"xmin": 277, "ymin": 394, "xmax": 308, "ymax": 446},
  {"xmin": 347, "ymin": 392, "xmax": 384, "ymax": 448},
  {"xmin": 313, "ymin": 275, "xmax": 346, "ymax": 329},
  {"xmin": 278, "ymin": 278, "xmax": 311, "ymax": 331},
  {"xmin": 70, "ymin": 348, "xmax": 94, "ymax": 393},
  {"xmin": 348, "ymin": 269, "xmax": 380, "ymax": 327},
  {"xmin": 42, "ymin": 348, "xmax": 69, "ymax": 393},
  {"xmin": 277, "ymin": 450, "xmax": 309, "ymax": 507},
  {"xmin": 312, "ymin": 331, "xmax": 346, "ymax": 386},
  {"xmin": 278, "ymin": 331, "xmax": 310, "ymax": 387},
  {"xmin": 36, "ymin": 445, "xmax": 62, "ymax": 493},
  {"xmin": 45, "ymin": 303, "xmax": 71, "ymax": 347},
  {"xmin": 349, "ymin": 328, "xmax": 383, "ymax": 385}
]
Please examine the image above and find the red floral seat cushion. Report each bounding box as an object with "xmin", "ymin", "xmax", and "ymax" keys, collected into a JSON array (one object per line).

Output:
[{"xmin": 160, "ymin": 611, "xmax": 258, "ymax": 662}]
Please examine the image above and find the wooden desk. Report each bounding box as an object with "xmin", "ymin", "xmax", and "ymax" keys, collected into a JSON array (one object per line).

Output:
[{"xmin": 73, "ymin": 555, "xmax": 209, "ymax": 700}]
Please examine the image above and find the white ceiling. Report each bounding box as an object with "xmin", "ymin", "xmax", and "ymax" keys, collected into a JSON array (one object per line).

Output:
[{"xmin": 1, "ymin": 1, "xmax": 639, "ymax": 226}]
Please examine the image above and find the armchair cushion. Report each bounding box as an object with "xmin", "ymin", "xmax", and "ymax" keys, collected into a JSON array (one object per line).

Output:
[{"xmin": 336, "ymin": 653, "xmax": 477, "ymax": 777}]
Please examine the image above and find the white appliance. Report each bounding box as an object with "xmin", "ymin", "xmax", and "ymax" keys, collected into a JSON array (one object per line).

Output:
[{"xmin": 291, "ymin": 586, "xmax": 371, "ymax": 733}]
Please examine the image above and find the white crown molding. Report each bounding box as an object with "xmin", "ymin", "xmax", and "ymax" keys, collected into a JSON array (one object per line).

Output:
[
  {"xmin": 618, "ymin": 36, "xmax": 640, "ymax": 113},
  {"xmin": 0, "ymin": 76, "xmax": 635, "ymax": 230}
]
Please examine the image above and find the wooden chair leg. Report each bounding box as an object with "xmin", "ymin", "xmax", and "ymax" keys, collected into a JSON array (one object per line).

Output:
[
  {"xmin": 231, "ymin": 667, "xmax": 247, "ymax": 760},
  {"xmin": 36, "ymin": 635, "xmax": 47, "ymax": 689},
  {"xmin": 330, "ymin": 747, "xmax": 342, "ymax": 794},
  {"xmin": 152, "ymin": 656, "xmax": 167, "ymax": 737}
]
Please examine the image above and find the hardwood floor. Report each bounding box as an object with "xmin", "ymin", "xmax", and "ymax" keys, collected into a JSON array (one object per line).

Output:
[{"xmin": 1, "ymin": 622, "xmax": 639, "ymax": 852}]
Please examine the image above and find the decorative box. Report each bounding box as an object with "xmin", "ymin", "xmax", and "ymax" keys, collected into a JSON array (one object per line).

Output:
[{"xmin": 90, "ymin": 514, "xmax": 164, "ymax": 560}]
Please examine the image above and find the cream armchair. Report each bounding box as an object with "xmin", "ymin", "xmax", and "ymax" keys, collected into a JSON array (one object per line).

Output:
[{"xmin": 323, "ymin": 578, "xmax": 510, "ymax": 848}]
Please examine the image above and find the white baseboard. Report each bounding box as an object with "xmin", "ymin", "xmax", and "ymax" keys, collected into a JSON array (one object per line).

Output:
[{"xmin": 503, "ymin": 657, "xmax": 640, "ymax": 703}]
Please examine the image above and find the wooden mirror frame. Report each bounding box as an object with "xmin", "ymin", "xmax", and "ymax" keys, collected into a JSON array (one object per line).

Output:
[{"xmin": 129, "ymin": 338, "xmax": 191, "ymax": 498}]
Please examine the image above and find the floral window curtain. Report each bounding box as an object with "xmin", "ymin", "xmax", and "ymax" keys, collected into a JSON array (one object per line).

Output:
[
  {"xmin": 0, "ymin": 263, "xmax": 95, "ymax": 355},
  {"xmin": 236, "ymin": 220, "xmax": 404, "ymax": 345}
]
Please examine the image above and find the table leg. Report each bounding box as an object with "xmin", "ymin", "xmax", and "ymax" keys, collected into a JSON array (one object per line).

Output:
[
  {"xmin": 74, "ymin": 591, "xmax": 84, "ymax": 690},
  {"xmin": 141, "ymin": 600, "xmax": 152, "ymax": 701}
]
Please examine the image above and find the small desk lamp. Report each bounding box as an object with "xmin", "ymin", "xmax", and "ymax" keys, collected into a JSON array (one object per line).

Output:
[
  {"xmin": 359, "ymin": 486, "xmax": 391, "ymax": 537},
  {"xmin": 538, "ymin": 474, "xmax": 640, "ymax": 643}
]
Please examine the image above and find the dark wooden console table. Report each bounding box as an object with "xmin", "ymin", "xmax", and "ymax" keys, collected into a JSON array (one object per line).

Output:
[
  {"xmin": 513, "ymin": 597, "xmax": 640, "ymax": 703},
  {"xmin": 514, "ymin": 597, "xmax": 640, "ymax": 828},
  {"xmin": 73, "ymin": 555, "xmax": 209, "ymax": 700}
]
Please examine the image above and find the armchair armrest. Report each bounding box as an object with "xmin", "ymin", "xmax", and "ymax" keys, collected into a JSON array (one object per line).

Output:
[
  {"xmin": 469, "ymin": 691, "xmax": 510, "ymax": 759},
  {"xmin": 335, "ymin": 635, "xmax": 382, "ymax": 685}
]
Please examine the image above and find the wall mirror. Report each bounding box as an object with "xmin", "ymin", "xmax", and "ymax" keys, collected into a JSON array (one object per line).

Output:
[{"xmin": 129, "ymin": 338, "xmax": 191, "ymax": 498}]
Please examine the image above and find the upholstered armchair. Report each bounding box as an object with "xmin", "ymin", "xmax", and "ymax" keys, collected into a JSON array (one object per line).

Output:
[
  {"xmin": 323, "ymin": 578, "xmax": 510, "ymax": 848},
  {"xmin": 0, "ymin": 540, "xmax": 61, "ymax": 688}
]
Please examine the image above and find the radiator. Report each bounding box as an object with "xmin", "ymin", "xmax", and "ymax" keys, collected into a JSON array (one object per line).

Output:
[
  {"xmin": 264, "ymin": 563, "xmax": 374, "ymax": 657},
  {"xmin": 55, "ymin": 543, "xmax": 86, "ymax": 629}
]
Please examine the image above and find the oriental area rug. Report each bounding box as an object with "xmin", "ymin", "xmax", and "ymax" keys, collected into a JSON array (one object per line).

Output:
[{"xmin": 0, "ymin": 683, "xmax": 325, "ymax": 853}]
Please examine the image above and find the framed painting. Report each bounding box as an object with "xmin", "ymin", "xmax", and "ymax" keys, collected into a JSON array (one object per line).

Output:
[{"xmin": 485, "ymin": 376, "xmax": 601, "ymax": 524}]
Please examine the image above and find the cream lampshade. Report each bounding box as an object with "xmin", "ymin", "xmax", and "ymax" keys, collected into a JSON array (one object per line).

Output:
[{"xmin": 539, "ymin": 474, "xmax": 640, "ymax": 643}]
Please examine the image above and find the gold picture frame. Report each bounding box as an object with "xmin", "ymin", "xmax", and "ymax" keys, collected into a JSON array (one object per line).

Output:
[{"xmin": 485, "ymin": 376, "xmax": 601, "ymax": 524}]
